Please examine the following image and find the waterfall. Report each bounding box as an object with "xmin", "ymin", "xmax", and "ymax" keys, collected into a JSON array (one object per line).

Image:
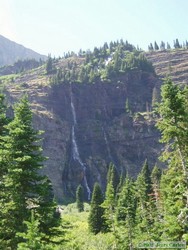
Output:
[
  {"xmin": 103, "ymin": 126, "xmax": 113, "ymax": 162},
  {"xmin": 70, "ymin": 90, "xmax": 91, "ymax": 200}
]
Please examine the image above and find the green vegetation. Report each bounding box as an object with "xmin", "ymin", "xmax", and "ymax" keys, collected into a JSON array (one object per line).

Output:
[
  {"xmin": 0, "ymin": 96, "xmax": 62, "ymax": 249},
  {"xmin": 0, "ymin": 58, "xmax": 44, "ymax": 76},
  {"xmin": 76, "ymin": 184, "xmax": 84, "ymax": 212},
  {"xmin": 88, "ymin": 183, "xmax": 105, "ymax": 234},
  {"xmin": 0, "ymin": 38, "xmax": 188, "ymax": 249},
  {"xmin": 48, "ymin": 39, "xmax": 155, "ymax": 85},
  {"xmin": 148, "ymin": 38, "xmax": 188, "ymax": 51}
]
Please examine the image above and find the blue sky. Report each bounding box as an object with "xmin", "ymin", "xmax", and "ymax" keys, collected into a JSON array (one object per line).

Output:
[{"xmin": 0, "ymin": 0, "xmax": 187, "ymax": 56}]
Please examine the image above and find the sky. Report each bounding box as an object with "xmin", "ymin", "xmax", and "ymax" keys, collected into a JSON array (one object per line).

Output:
[{"xmin": 0, "ymin": 0, "xmax": 188, "ymax": 57}]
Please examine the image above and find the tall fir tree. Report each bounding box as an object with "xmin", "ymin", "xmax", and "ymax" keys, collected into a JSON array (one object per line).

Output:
[
  {"xmin": 154, "ymin": 41, "xmax": 159, "ymax": 50},
  {"xmin": 17, "ymin": 210, "xmax": 47, "ymax": 250},
  {"xmin": 156, "ymin": 78, "xmax": 188, "ymax": 241},
  {"xmin": 76, "ymin": 185, "xmax": 84, "ymax": 212},
  {"xmin": 88, "ymin": 183, "xmax": 105, "ymax": 234},
  {"xmin": 116, "ymin": 176, "xmax": 136, "ymax": 249},
  {"xmin": 107, "ymin": 162, "xmax": 120, "ymax": 196},
  {"xmin": 134, "ymin": 160, "xmax": 154, "ymax": 243},
  {"xmin": 0, "ymin": 96, "xmax": 61, "ymax": 248},
  {"xmin": 0, "ymin": 94, "xmax": 11, "ymax": 249},
  {"xmin": 102, "ymin": 177, "xmax": 116, "ymax": 234}
]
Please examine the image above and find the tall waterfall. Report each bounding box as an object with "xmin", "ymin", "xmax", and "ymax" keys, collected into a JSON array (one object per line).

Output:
[
  {"xmin": 70, "ymin": 90, "xmax": 91, "ymax": 200},
  {"xmin": 103, "ymin": 126, "xmax": 113, "ymax": 162}
]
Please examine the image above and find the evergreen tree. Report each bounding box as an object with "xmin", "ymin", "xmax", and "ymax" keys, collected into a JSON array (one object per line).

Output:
[
  {"xmin": 107, "ymin": 163, "xmax": 120, "ymax": 195},
  {"xmin": 160, "ymin": 41, "xmax": 166, "ymax": 50},
  {"xmin": 151, "ymin": 165, "xmax": 162, "ymax": 212},
  {"xmin": 0, "ymin": 94, "xmax": 10, "ymax": 249},
  {"xmin": 150, "ymin": 165, "xmax": 163, "ymax": 239},
  {"xmin": 88, "ymin": 183, "xmax": 105, "ymax": 234},
  {"xmin": 134, "ymin": 160, "xmax": 154, "ymax": 243},
  {"xmin": 102, "ymin": 176, "xmax": 116, "ymax": 233},
  {"xmin": 76, "ymin": 185, "xmax": 84, "ymax": 212},
  {"xmin": 174, "ymin": 38, "xmax": 181, "ymax": 49},
  {"xmin": 17, "ymin": 210, "xmax": 47, "ymax": 250},
  {"xmin": 186, "ymin": 40, "xmax": 188, "ymax": 49},
  {"xmin": 156, "ymin": 78, "xmax": 188, "ymax": 241},
  {"xmin": 166, "ymin": 42, "xmax": 171, "ymax": 50},
  {"xmin": 116, "ymin": 176, "xmax": 136, "ymax": 249},
  {"xmin": 154, "ymin": 41, "xmax": 159, "ymax": 50},
  {"xmin": 0, "ymin": 94, "xmax": 9, "ymax": 179},
  {"xmin": 0, "ymin": 96, "xmax": 60, "ymax": 248},
  {"xmin": 148, "ymin": 43, "xmax": 154, "ymax": 51},
  {"xmin": 46, "ymin": 54, "xmax": 53, "ymax": 74}
]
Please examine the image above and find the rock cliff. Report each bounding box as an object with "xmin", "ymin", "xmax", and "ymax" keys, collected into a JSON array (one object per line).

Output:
[
  {"xmin": 5, "ymin": 45, "xmax": 188, "ymax": 202},
  {"xmin": 5, "ymin": 67, "xmax": 161, "ymax": 202}
]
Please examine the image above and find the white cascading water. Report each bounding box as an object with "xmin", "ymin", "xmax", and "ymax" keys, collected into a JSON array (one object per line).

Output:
[
  {"xmin": 70, "ymin": 90, "xmax": 91, "ymax": 200},
  {"xmin": 103, "ymin": 127, "xmax": 113, "ymax": 162}
]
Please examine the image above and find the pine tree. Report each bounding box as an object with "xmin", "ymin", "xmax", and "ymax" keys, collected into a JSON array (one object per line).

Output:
[
  {"xmin": 46, "ymin": 54, "xmax": 53, "ymax": 74},
  {"xmin": 0, "ymin": 94, "xmax": 10, "ymax": 248},
  {"xmin": 107, "ymin": 162, "xmax": 120, "ymax": 195},
  {"xmin": 148, "ymin": 43, "xmax": 154, "ymax": 51},
  {"xmin": 17, "ymin": 210, "xmax": 47, "ymax": 250},
  {"xmin": 156, "ymin": 78, "xmax": 188, "ymax": 241},
  {"xmin": 154, "ymin": 41, "xmax": 159, "ymax": 50},
  {"xmin": 174, "ymin": 38, "xmax": 181, "ymax": 49},
  {"xmin": 88, "ymin": 183, "xmax": 105, "ymax": 234},
  {"xmin": 116, "ymin": 176, "xmax": 136, "ymax": 249},
  {"xmin": 0, "ymin": 94, "xmax": 9, "ymax": 179},
  {"xmin": 134, "ymin": 160, "xmax": 154, "ymax": 242},
  {"xmin": 167, "ymin": 42, "xmax": 171, "ymax": 50},
  {"xmin": 151, "ymin": 165, "xmax": 162, "ymax": 212},
  {"xmin": 150, "ymin": 165, "xmax": 163, "ymax": 239},
  {"xmin": 102, "ymin": 178, "xmax": 116, "ymax": 234},
  {"xmin": 76, "ymin": 185, "xmax": 84, "ymax": 212},
  {"xmin": 0, "ymin": 96, "xmax": 61, "ymax": 248},
  {"xmin": 160, "ymin": 41, "xmax": 166, "ymax": 50}
]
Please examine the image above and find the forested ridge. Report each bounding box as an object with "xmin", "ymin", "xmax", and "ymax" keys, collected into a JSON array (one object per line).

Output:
[{"xmin": 0, "ymin": 39, "xmax": 188, "ymax": 249}]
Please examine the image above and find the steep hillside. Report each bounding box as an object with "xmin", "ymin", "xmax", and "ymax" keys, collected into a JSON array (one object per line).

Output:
[
  {"xmin": 3, "ymin": 41, "xmax": 188, "ymax": 203},
  {"xmin": 3, "ymin": 60, "xmax": 161, "ymax": 202},
  {"xmin": 0, "ymin": 34, "xmax": 47, "ymax": 66},
  {"xmin": 146, "ymin": 49, "xmax": 188, "ymax": 85}
]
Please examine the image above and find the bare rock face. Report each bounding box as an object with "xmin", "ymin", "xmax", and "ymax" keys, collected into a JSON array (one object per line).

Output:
[
  {"xmin": 5, "ymin": 48, "xmax": 188, "ymax": 203},
  {"xmin": 6, "ymin": 66, "xmax": 162, "ymax": 203},
  {"xmin": 27, "ymin": 71, "xmax": 160, "ymax": 202}
]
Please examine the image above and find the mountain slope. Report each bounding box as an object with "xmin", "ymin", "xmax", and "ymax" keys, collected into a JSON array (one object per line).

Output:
[
  {"xmin": 3, "ymin": 42, "xmax": 188, "ymax": 203},
  {"xmin": 146, "ymin": 49, "xmax": 188, "ymax": 85},
  {"xmin": 3, "ymin": 59, "xmax": 161, "ymax": 202},
  {"xmin": 0, "ymin": 34, "xmax": 47, "ymax": 66}
]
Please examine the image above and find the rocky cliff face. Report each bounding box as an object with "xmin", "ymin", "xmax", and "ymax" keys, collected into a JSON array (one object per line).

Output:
[
  {"xmin": 4, "ymin": 48, "xmax": 188, "ymax": 202},
  {"xmin": 5, "ymin": 67, "xmax": 161, "ymax": 202}
]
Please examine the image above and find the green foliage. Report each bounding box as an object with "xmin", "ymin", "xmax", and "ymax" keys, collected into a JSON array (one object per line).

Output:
[
  {"xmin": 156, "ymin": 78, "xmax": 188, "ymax": 241},
  {"xmin": 76, "ymin": 185, "xmax": 84, "ymax": 212},
  {"xmin": 0, "ymin": 58, "xmax": 44, "ymax": 76},
  {"xmin": 107, "ymin": 163, "xmax": 120, "ymax": 194},
  {"xmin": 47, "ymin": 39, "xmax": 155, "ymax": 85},
  {"xmin": 134, "ymin": 160, "xmax": 155, "ymax": 242},
  {"xmin": 116, "ymin": 176, "xmax": 136, "ymax": 249},
  {"xmin": 88, "ymin": 183, "xmax": 105, "ymax": 234},
  {"xmin": 62, "ymin": 202, "xmax": 115, "ymax": 249},
  {"xmin": 0, "ymin": 96, "xmax": 61, "ymax": 248},
  {"xmin": 46, "ymin": 54, "xmax": 55, "ymax": 74},
  {"xmin": 154, "ymin": 41, "xmax": 159, "ymax": 50},
  {"xmin": 17, "ymin": 210, "xmax": 47, "ymax": 250}
]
